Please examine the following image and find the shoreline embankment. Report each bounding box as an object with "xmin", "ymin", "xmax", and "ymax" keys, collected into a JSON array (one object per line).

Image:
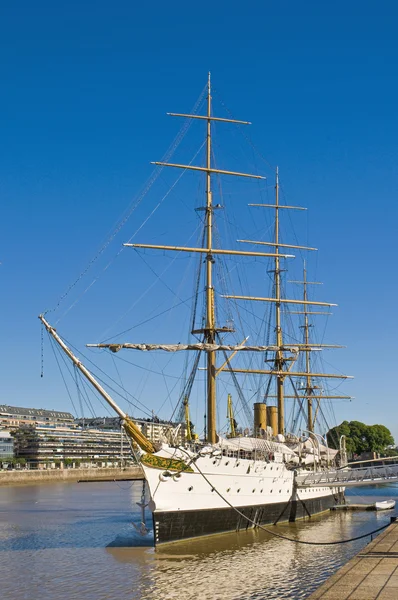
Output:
[{"xmin": 0, "ymin": 466, "xmax": 144, "ymax": 486}]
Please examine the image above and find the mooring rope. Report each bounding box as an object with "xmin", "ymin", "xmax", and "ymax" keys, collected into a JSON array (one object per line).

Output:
[{"xmin": 177, "ymin": 448, "xmax": 392, "ymax": 546}]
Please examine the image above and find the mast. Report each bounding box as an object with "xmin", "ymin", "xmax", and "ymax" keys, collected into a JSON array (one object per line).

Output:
[
  {"xmin": 224, "ymin": 179, "xmax": 354, "ymax": 429},
  {"xmin": 302, "ymin": 262, "xmax": 313, "ymax": 432},
  {"xmin": 227, "ymin": 393, "xmax": 236, "ymax": 437},
  {"xmin": 274, "ymin": 167, "xmax": 285, "ymax": 434},
  {"xmin": 183, "ymin": 396, "xmax": 192, "ymax": 441},
  {"xmin": 205, "ymin": 72, "xmax": 217, "ymax": 444},
  {"xmin": 288, "ymin": 267, "xmax": 352, "ymax": 432},
  {"xmin": 122, "ymin": 76, "xmax": 271, "ymax": 444}
]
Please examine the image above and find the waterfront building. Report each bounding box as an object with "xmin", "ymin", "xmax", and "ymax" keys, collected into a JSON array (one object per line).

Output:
[
  {"xmin": 141, "ymin": 420, "xmax": 187, "ymax": 446},
  {"xmin": 13, "ymin": 424, "xmax": 134, "ymax": 469},
  {"xmin": 1, "ymin": 405, "xmax": 187, "ymax": 468},
  {"xmin": 0, "ymin": 431, "xmax": 14, "ymax": 464},
  {"xmin": 76, "ymin": 416, "xmax": 188, "ymax": 445},
  {"xmin": 0, "ymin": 405, "xmax": 74, "ymax": 431}
]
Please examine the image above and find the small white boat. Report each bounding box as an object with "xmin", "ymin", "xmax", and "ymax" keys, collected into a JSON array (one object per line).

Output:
[{"xmin": 375, "ymin": 500, "xmax": 396, "ymax": 511}]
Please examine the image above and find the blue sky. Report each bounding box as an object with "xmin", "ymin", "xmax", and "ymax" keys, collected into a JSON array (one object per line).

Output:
[{"xmin": 1, "ymin": 1, "xmax": 398, "ymax": 439}]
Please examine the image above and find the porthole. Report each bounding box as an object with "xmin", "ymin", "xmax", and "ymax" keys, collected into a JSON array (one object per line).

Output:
[
  {"xmin": 260, "ymin": 489, "xmax": 263, "ymax": 493},
  {"xmin": 279, "ymin": 490, "xmax": 282, "ymax": 493},
  {"xmin": 252, "ymin": 489, "xmax": 256, "ymax": 493},
  {"xmin": 237, "ymin": 488, "xmax": 241, "ymax": 493},
  {"xmin": 270, "ymin": 490, "xmax": 273, "ymax": 493},
  {"xmin": 211, "ymin": 488, "xmax": 215, "ymax": 492},
  {"xmin": 213, "ymin": 460, "xmax": 217, "ymax": 464},
  {"xmin": 188, "ymin": 486, "xmax": 193, "ymax": 491},
  {"xmin": 227, "ymin": 487, "xmax": 231, "ymax": 492},
  {"xmin": 225, "ymin": 461, "xmax": 229, "ymax": 466},
  {"xmin": 270, "ymin": 467, "xmax": 273, "ymax": 471}
]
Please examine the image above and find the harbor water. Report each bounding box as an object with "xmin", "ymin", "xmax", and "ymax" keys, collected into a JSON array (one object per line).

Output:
[{"xmin": 0, "ymin": 481, "xmax": 397, "ymax": 600}]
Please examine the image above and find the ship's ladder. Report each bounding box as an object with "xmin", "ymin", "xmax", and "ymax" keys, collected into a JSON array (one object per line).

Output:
[{"xmin": 296, "ymin": 462, "xmax": 398, "ymax": 489}]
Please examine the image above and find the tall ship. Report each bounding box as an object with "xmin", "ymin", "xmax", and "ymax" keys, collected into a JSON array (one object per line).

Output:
[{"xmin": 40, "ymin": 75, "xmax": 355, "ymax": 546}]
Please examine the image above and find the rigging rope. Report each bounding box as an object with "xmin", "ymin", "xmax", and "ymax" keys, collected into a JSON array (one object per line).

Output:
[
  {"xmin": 40, "ymin": 323, "xmax": 44, "ymax": 378},
  {"xmin": 47, "ymin": 333, "xmax": 79, "ymax": 418},
  {"xmin": 190, "ymin": 227, "xmax": 206, "ymax": 335},
  {"xmin": 74, "ymin": 365, "xmax": 85, "ymax": 421},
  {"xmin": 46, "ymin": 84, "xmax": 207, "ymax": 320},
  {"xmin": 77, "ymin": 370, "xmax": 105, "ymax": 418},
  {"xmin": 173, "ymin": 350, "xmax": 202, "ymax": 423},
  {"xmin": 63, "ymin": 335, "xmax": 154, "ymax": 418},
  {"xmin": 218, "ymin": 335, "xmax": 253, "ymax": 427}
]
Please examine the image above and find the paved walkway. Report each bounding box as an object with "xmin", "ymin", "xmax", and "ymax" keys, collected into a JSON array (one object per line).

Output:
[{"xmin": 308, "ymin": 521, "xmax": 398, "ymax": 600}]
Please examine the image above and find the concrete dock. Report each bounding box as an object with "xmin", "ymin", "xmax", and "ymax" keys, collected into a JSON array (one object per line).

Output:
[
  {"xmin": 0, "ymin": 465, "xmax": 143, "ymax": 485},
  {"xmin": 308, "ymin": 520, "xmax": 398, "ymax": 599}
]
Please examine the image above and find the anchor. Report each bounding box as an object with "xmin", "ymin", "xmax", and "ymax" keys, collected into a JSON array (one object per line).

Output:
[{"xmin": 132, "ymin": 480, "xmax": 150, "ymax": 536}]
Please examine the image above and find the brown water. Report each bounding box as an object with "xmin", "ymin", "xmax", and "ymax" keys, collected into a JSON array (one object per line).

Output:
[{"xmin": 0, "ymin": 481, "xmax": 396, "ymax": 600}]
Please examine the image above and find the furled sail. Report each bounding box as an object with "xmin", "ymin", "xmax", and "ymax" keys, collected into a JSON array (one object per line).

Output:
[{"xmin": 86, "ymin": 343, "xmax": 300, "ymax": 353}]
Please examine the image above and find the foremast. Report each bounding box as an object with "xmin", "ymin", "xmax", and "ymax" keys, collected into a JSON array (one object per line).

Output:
[{"xmin": 205, "ymin": 73, "xmax": 216, "ymax": 444}]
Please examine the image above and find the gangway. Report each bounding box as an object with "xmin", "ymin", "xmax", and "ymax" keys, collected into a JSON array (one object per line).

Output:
[{"xmin": 297, "ymin": 462, "xmax": 398, "ymax": 489}]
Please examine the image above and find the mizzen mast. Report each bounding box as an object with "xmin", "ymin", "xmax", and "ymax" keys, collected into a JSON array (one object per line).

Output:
[
  {"xmin": 289, "ymin": 264, "xmax": 354, "ymax": 432},
  {"xmin": 292, "ymin": 263, "xmax": 327, "ymax": 432},
  {"xmin": 303, "ymin": 263, "xmax": 315, "ymax": 432}
]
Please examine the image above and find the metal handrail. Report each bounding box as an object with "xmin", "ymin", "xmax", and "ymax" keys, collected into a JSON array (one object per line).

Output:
[{"xmin": 297, "ymin": 462, "xmax": 398, "ymax": 488}]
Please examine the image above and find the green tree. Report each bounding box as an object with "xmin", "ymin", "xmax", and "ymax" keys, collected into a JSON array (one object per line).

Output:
[
  {"xmin": 349, "ymin": 421, "xmax": 369, "ymax": 454},
  {"xmin": 327, "ymin": 421, "xmax": 395, "ymax": 455},
  {"xmin": 366, "ymin": 425, "xmax": 394, "ymax": 452},
  {"xmin": 384, "ymin": 448, "xmax": 398, "ymax": 457},
  {"xmin": 327, "ymin": 421, "xmax": 352, "ymax": 452}
]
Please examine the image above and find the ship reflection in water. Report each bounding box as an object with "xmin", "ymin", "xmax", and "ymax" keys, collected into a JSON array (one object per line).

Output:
[{"xmin": 0, "ymin": 481, "xmax": 396, "ymax": 600}]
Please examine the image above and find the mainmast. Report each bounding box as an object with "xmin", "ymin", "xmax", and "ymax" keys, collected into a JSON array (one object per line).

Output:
[
  {"xmin": 224, "ymin": 172, "xmax": 354, "ymax": 434},
  {"xmin": 274, "ymin": 167, "xmax": 285, "ymax": 433}
]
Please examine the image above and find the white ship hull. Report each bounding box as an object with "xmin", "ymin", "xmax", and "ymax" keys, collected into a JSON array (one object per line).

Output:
[{"xmin": 141, "ymin": 448, "xmax": 343, "ymax": 545}]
